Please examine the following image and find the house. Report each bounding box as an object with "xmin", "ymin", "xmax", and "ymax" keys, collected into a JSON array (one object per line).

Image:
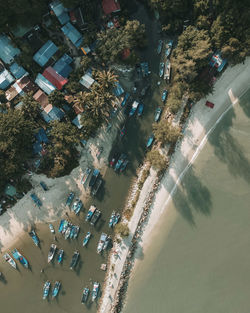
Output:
[
  {"xmin": 49, "ymin": 0, "xmax": 70, "ymax": 25},
  {"xmin": 61, "ymin": 22, "xmax": 83, "ymax": 48},
  {"xmin": 79, "ymin": 73, "xmax": 95, "ymax": 89},
  {"xmin": 41, "ymin": 104, "xmax": 65, "ymax": 122},
  {"xmin": 0, "ymin": 35, "xmax": 20, "ymax": 64},
  {"xmin": 102, "ymin": 0, "xmax": 121, "ymax": 15},
  {"xmin": 0, "ymin": 69, "xmax": 15, "ymax": 89},
  {"xmin": 43, "ymin": 66, "xmax": 68, "ymax": 90},
  {"xmin": 33, "ymin": 89, "xmax": 49, "ymax": 108},
  {"xmin": 35, "ymin": 73, "xmax": 56, "ymax": 94},
  {"xmin": 72, "ymin": 114, "xmax": 83, "ymax": 129},
  {"xmin": 5, "ymin": 85, "xmax": 18, "ymax": 101},
  {"xmin": 9, "ymin": 63, "xmax": 27, "ymax": 79},
  {"xmin": 53, "ymin": 53, "xmax": 73, "ymax": 78},
  {"xmin": 33, "ymin": 40, "xmax": 58, "ymax": 67},
  {"xmin": 17, "ymin": 75, "xmax": 37, "ymax": 94}
]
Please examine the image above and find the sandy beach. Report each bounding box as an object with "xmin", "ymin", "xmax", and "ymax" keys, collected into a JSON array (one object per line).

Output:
[{"xmin": 98, "ymin": 57, "xmax": 250, "ymax": 313}]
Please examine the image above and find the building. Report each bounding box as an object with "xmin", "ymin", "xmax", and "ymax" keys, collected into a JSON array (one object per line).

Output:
[
  {"xmin": 41, "ymin": 104, "xmax": 65, "ymax": 122},
  {"xmin": 0, "ymin": 35, "xmax": 20, "ymax": 64},
  {"xmin": 53, "ymin": 53, "xmax": 73, "ymax": 78},
  {"xmin": 33, "ymin": 89, "xmax": 49, "ymax": 108},
  {"xmin": 79, "ymin": 73, "xmax": 95, "ymax": 89},
  {"xmin": 5, "ymin": 75, "xmax": 37, "ymax": 101},
  {"xmin": 49, "ymin": 0, "xmax": 70, "ymax": 25},
  {"xmin": 102, "ymin": 0, "xmax": 121, "ymax": 15},
  {"xmin": 9, "ymin": 63, "xmax": 27, "ymax": 79},
  {"xmin": 209, "ymin": 51, "xmax": 227, "ymax": 72},
  {"xmin": 0, "ymin": 69, "xmax": 15, "ymax": 89},
  {"xmin": 61, "ymin": 22, "xmax": 83, "ymax": 48},
  {"xmin": 33, "ymin": 40, "xmax": 58, "ymax": 67},
  {"xmin": 35, "ymin": 73, "xmax": 56, "ymax": 94},
  {"xmin": 72, "ymin": 114, "xmax": 83, "ymax": 129},
  {"xmin": 43, "ymin": 66, "xmax": 68, "ymax": 90},
  {"xmin": 5, "ymin": 85, "xmax": 18, "ymax": 101}
]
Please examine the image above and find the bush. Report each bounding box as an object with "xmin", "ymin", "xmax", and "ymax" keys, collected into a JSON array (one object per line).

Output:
[
  {"xmin": 147, "ymin": 150, "xmax": 167, "ymax": 171},
  {"xmin": 114, "ymin": 223, "xmax": 130, "ymax": 238}
]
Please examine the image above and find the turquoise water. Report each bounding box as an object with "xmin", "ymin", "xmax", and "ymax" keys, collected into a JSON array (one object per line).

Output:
[{"xmin": 124, "ymin": 89, "xmax": 250, "ymax": 313}]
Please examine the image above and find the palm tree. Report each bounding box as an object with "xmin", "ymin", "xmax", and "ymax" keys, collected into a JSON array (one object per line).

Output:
[{"xmin": 94, "ymin": 70, "xmax": 118, "ymax": 92}]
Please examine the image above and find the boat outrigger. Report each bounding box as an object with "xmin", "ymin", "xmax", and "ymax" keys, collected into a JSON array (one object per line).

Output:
[
  {"xmin": 81, "ymin": 287, "xmax": 90, "ymax": 303},
  {"xmin": 48, "ymin": 244, "xmax": 57, "ymax": 263},
  {"xmin": 52, "ymin": 281, "xmax": 61, "ymax": 298},
  {"xmin": 57, "ymin": 249, "xmax": 64, "ymax": 264},
  {"xmin": 83, "ymin": 232, "xmax": 91, "ymax": 246},
  {"xmin": 81, "ymin": 168, "xmax": 92, "ymax": 185},
  {"xmin": 92, "ymin": 282, "xmax": 100, "ymax": 301},
  {"xmin": 29, "ymin": 230, "xmax": 39, "ymax": 247},
  {"xmin": 70, "ymin": 250, "xmax": 79, "ymax": 270},
  {"xmin": 43, "ymin": 281, "xmax": 50, "ymax": 300},
  {"xmin": 3, "ymin": 253, "xmax": 17, "ymax": 269},
  {"xmin": 97, "ymin": 233, "xmax": 107, "ymax": 254},
  {"xmin": 86, "ymin": 205, "xmax": 96, "ymax": 222},
  {"xmin": 12, "ymin": 248, "xmax": 29, "ymax": 268}
]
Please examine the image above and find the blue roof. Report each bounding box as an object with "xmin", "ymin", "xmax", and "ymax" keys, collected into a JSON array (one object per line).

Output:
[
  {"xmin": 33, "ymin": 141, "xmax": 43, "ymax": 154},
  {"xmin": 0, "ymin": 69, "xmax": 15, "ymax": 89},
  {"xmin": 0, "ymin": 35, "xmax": 20, "ymax": 64},
  {"xmin": 53, "ymin": 54, "xmax": 73, "ymax": 78},
  {"xmin": 113, "ymin": 82, "xmax": 124, "ymax": 97},
  {"xmin": 72, "ymin": 114, "xmax": 83, "ymax": 129},
  {"xmin": 35, "ymin": 128, "xmax": 49, "ymax": 143},
  {"xmin": 35, "ymin": 73, "xmax": 56, "ymax": 94},
  {"xmin": 61, "ymin": 22, "xmax": 83, "ymax": 48},
  {"xmin": 49, "ymin": 0, "xmax": 70, "ymax": 25},
  {"xmin": 41, "ymin": 105, "xmax": 65, "ymax": 123},
  {"xmin": 9, "ymin": 63, "xmax": 27, "ymax": 79},
  {"xmin": 33, "ymin": 40, "xmax": 58, "ymax": 67}
]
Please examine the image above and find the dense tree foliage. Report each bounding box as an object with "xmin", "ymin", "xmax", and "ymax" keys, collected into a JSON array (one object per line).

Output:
[
  {"xmin": 48, "ymin": 90, "xmax": 67, "ymax": 109},
  {"xmin": 153, "ymin": 120, "xmax": 181, "ymax": 144},
  {"xmin": 114, "ymin": 223, "xmax": 130, "ymax": 237},
  {"xmin": 21, "ymin": 94, "xmax": 42, "ymax": 123},
  {"xmin": 146, "ymin": 150, "xmax": 167, "ymax": 171}
]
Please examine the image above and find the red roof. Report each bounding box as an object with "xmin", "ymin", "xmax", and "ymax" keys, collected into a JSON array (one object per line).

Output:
[
  {"xmin": 102, "ymin": 0, "xmax": 121, "ymax": 15},
  {"xmin": 42, "ymin": 67, "xmax": 68, "ymax": 90}
]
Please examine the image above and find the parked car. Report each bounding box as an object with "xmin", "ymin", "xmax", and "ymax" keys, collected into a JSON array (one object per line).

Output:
[{"xmin": 205, "ymin": 101, "xmax": 214, "ymax": 108}]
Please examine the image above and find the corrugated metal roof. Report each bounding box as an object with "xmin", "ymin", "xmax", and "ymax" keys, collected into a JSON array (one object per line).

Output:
[
  {"xmin": 9, "ymin": 63, "xmax": 27, "ymax": 79},
  {"xmin": 49, "ymin": 0, "xmax": 70, "ymax": 25},
  {"xmin": 53, "ymin": 53, "xmax": 73, "ymax": 78},
  {"xmin": 72, "ymin": 114, "xmax": 83, "ymax": 129},
  {"xmin": 0, "ymin": 69, "xmax": 15, "ymax": 89},
  {"xmin": 35, "ymin": 73, "xmax": 56, "ymax": 94},
  {"xmin": 0, "ymin": 35, "xmax": 20, "ymax": 64},
  {"xmin": 43, "ymin": 66, "xmax": 68, "ymax": 89},
  {"xmin": 33, "ymin": 40, "xmax": 58, "ymax": 67},
  {"xmin": 79, "ymin": 73, "xmax": 94, "ymax": 89},
  {"xmin": 61, "ymin": 22, "xmax": 83, "ymax": 48},
  {"xmin": 33, "ymin": 89, "xmax": 49, "ymax": 108}
]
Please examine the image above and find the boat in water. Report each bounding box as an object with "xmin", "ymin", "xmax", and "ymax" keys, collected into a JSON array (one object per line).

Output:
[
  {"xmin": 90, "ymin": 209, "xmax": 101, "ymax": 225},
  {"xmin": 57, "ymin": 249, "xmax": 64, "ymax": 264},
  {"xmin": 159, "ymin": 62, "xmax": 164, "ymax": 77},
  {"xmin": 49, "ymin": 224, "xmax": 55, "ymax": 234},
  {"xmin": 164, "ymin": 59, "xmax": 171, "ymax": 82},
  {"xmin": 103, "ymin": 236, "xmax": 111, "ymax": 250},
  {"xmin": 52, "ymin": 281, "xmax": 61, "ymax": 298},
  {"xmin": 157, "ymin": 39, "xmax": 163, "ymax": 54},
  {"xmin": 154, "ymin": 107, "xmax": 162, "ymax": 122},
  {"xmin": 91, "ymin": 177, "xmax": 103, "ymax": 196},
  {"xmin": 66, "ymin": 192, "xmax": 75, "ymax": 206},
  {"xmin": 120, "ymin": 159, "xmax": 129, "ymax": 172},
  {"xmin": 81, "ymin": 168, "xmax": 92, "ymax": 186},
  {"xmin": 12, "ymin": 248, "xmax": 29, "ymax": 268},
  {"xmin": 113, "ymin": 213, "xmax": 120, "ymax": 226},
  {"xmin": 86, "ymin": 205, "xmax": 96, "ymax": 222},
  {"xmin": 58, "ymin": 219, "xmax": 68, "ymax": 233},
  {"xmin": 97, "ymin": 233, "xmax": 107, "ymax": 254},
  {"xmin": 72, "ymin": 198, "xmax": 83, "ymax": 215},
  {"xmin": 137, "ymin": 102, "xmax": 144, "ymax": 117},
  {"xmin": 92, "ymin": 282, "xmax": 100, "ymax": 301},
  {"xmin": 81, "ymin": 287, "xmax": 90, "ymax": 303},
  {"xmin": 89, "ymin": 169, "xmax": 100, "ymax": 187},
  {"xmin": 165, "ymin": 39, "xmax": 173, "ymax": 57},
  {"xmin": 70, "ymin": 225, "xmax": 80, "ymax": 239},
  {"xmin": 109, "ymin": 211, "xmax": 116, "ymax": 228},
  {"xmin": 121, "ymin": 92, "xmax": 130, "ymax": 107},
  {"xmin": 3, "ymin": 253, "xmax": 17, "ymax": 269},
  {"xmin": 114, "ymin": 154, "xmax": 126, "ymax": 172},
  {"xmin": 43, "ymin": 281, "xmax": 50, "ymax": 300},
  {"xmin": 146, "ymin": 134, "xmax": 155, "ymax": 149},
  {"xmin": 28, "ymin": 230, "xmax": 39, "ymax": 247},
  {"xmin": 64, "ymin": 224, "xmax": 72, "ymax": 239},
  {"xmin": 70, "ymin": 250, "xmax": 79, "ymax": 270},
  {"xmin": 162, "ymin": 89, "xmax": 168, "ymax": 102},
  {"xmin": 83, "ymin": 232, "xmax": 91, "ymax": 246},
  {"xmin": 129, "ymin": 101, "xmax": 139, "ymax": 117},
  {"xmin": 48, "ymin": 244, "xmax": 57, "ymax": 263}
]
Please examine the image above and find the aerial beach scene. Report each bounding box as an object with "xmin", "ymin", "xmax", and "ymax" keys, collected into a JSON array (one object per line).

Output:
[{"xmin": 0, "ymin": 0, "xmax": 250, "ymax": 313}]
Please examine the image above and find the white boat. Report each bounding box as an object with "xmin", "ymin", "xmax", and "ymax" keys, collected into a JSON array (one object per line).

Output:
[
  {"xmin": 164, "ymin": 60, "xmax": 171, "ymax": 82},
  {"xmin": 48, "ymin": 244, "xmax": 57, "ymax": 263},
  {"xmin": 97, "ymin": 233, "xmax": 107, "ymax": 254},
  {"xmin": 49, "ymin": 224, "xmax": 55, "ymax": 233},
  {"xmin": 3, "ymin": 253, "xmax": 17, "ymax": 269},
  {"xmin": 92, "ymin": 282, "xmax": 100, "ymax": 301}
]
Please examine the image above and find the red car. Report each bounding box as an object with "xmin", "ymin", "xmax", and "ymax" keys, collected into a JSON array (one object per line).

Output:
[{"xmin": 205, "ymin": 101, "xmax": 214, "ymax": 108}]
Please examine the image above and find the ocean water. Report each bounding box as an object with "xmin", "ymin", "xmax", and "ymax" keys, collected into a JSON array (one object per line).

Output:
[{"xmin": 124, "ymin": 89, "xmax": 250, "ymax": 313}]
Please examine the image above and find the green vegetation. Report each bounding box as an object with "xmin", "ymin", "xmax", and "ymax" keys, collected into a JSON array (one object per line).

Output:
[
  {"xmin": 153, "ymin": 120, "xmax": 181, "ymax": 144},
  {"xmin": 115, "ymin": 223, "xmax": 130, "ymax": 238},
  {"xmin": 21, "ymin": 94, "xmax": 42, "ymax": 123},
  {"xmin": 146, "ymin": 150, "xmax": 167, "ymax": 171}
]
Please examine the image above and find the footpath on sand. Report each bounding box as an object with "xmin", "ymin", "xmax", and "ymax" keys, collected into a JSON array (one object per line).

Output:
[{"xmin": 98, "ymin": 57, "xmax": 250, "ymax": 313}]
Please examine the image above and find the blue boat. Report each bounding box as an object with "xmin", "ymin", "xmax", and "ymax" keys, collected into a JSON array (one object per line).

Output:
[
  {"xmin": 81, "ymin": 167, "xmax": 92, "ymax": 185},
  {"xmin": 29, "ymin": 230, "xmax": 39, "ymax": 246},
  {"xmin": 89, "ymin": 169, "xmax": 100, "ymax": 187},
  {"xmin": 137, "ymin": 103, "xmax": 144, "ymax": 117},
  {"xmin": 162, "ymin": 90, "xmax": 168, "ymax": 102},
  {"xmin": 146, "ymin": 134, "xmax": 154, "ymax": 148},
  {"xmin": 66, "ymin": 192, "xmax": 74, "ymax": 206},
  {"xmin": 43, "ymin": 281, "xmax": 50, "ymax": 300},
  {"xmin": 72, "ymin": 198, "xmax": 83, "ymax": 214},
  {"xmin": 109, "ymin": 211, "xmax": 116, "ymax": 228},
  {"xmin": 81, "ymin": 287, "xmax": 90, "ymax": 303},
  {"xmin": 129, "ymin": 101, "xmax": 139, "ymax": 117},
  {"xmin": 72, "ymin": 226, "xmax": 80, "ymax": 239},
  {"xmin": 30, "ymin": 193, "xmax": 42, "ymax": 207},
  {"xmin": 154, "ymin": 107, "xmax": 162, "ymax": 122},
  {"xmin": 57, "ymin": 249, "xmax": 64, "ymax": 264},
  {"xmin": 113, "ymin": 213, "xmax": 120, "ymax": 226},
  {"xmin": 12, "ymin": 248, "xmax": 29, "ymax": 268},
  {"xmin": 114, "ymin": 154, "xmax": 126, "ymax": 171},
  {"xmin": 165, "ymin": 40, "xmax": 173, "ymax": 57},
  {"xmin": 40, "ymin": 181, "xmax": 48, "ymax": 191},
  {"xmin": 86, "ymin": 205, "xmax": 96, "ymax": 222},
  {"xmin": 159, "ymin": 62, "xmax": 164, "ymax": 77},
  {"xmin": 121, "ymin": 92, "xmax": 129, "ymax": 107},
  {"xmin": 52, "ymin": 281, "xmax": 61, "ymax": 299},
  {"xmin": 92, "ymin": 282, "xmax": 100, "ymax": 301},
  {"xmin": 157, "ymin": 39, "xmax": 163, "ymax": 54},
  {"xmin": 58, "ymin": 219, "xmax": 66, "ymax": 233},
  {"xmin": 120, "ymin": 159, "xmax": 129, "ymax": 172},
  {"xmin": 83, "ymin": 232, "xmax": 91, "ymax": 246}
]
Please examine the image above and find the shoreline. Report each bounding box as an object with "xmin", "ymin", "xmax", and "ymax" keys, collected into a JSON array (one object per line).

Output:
[{"xmin": 98, "ymin": 57, "xmax": 250, "ymax": 312}]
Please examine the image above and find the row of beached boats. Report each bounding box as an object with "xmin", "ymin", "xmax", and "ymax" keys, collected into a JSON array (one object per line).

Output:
[
  {"xmin": 81, "ymin": 282, "xmax": 100, "ymax": 303},
  {"xmin": 158, "ymin": 39, "xmax": 173, "ymax": 83},
  {"xmin": 58, "ymin": 220, "xmax": 80, "ymax": 240},
  {"xmin": 80, "ymin": 167, "xmax": 103, "ymax": 196}
]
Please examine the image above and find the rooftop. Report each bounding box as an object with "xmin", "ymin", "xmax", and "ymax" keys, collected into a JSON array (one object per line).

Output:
[
  {"xmin": 61, "ymin": 22, "xmax": 83, "ymax": 48},
  {"xmin": 33, "ymin": 89, "xmax": 49, "ymax": 108},
  {"xmin": 33, "ymin": 40, "xmax": 58, "ymax": 67},
  {"xmin": 79, "ymin": 73, "xmax": 95, "ymax": 89},
  {"xmin": 43, "ymin": 66, "xmax": 68, "ymax": 90},
  {"xmin": 49, "ymin": 0, "xmax": 70, "ymax": 25},
  {"xmin": 0, "ymin": 69, "xmax": 15, "ymax": 89},
  {"xmin": 53, "ymin": 53, "xmax": 73, "ymax": 78},
  {"xmin": 0, "ymin": 35, "xmax": 20, "ymax": 65},
  {"xmin": 9, "ymin": 63, "xmax": 27, "ymax": 79},
  {"xmin": 35, "ymin": 73, "xmax": 56, "ymax": 95},
  {"xmin": 102, "ymin": 0, "xmax": 121, "ymax": 15}
]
